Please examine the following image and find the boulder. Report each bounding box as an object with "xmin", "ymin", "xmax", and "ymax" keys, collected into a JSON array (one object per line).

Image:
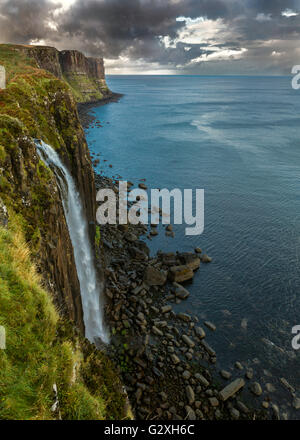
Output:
[
  {"xmin": 209, "ymin": 397, "xmax": 219, "ymax": 407},
  {"xmin": 152, "ymin": 326, "xmax": 163, "ymax": 337},
  {"xmin": 124, "ymin": 232, "xmax": 138, "ymax": 242},
  {"xmin": 236, "ymin": 400, "xmax": 249, "ymax": 414},
  {"xmin": 186, "ymin": 386, "xmax": 195, "ymax": 405},
  {"xmin": 182, "ymin": 335, "xmax": 195, "ymax": 348},
  {"xmin": 144, "ymin": 266, "xmax": 167, "ymax": 286},
  {"xmin": 177, "ymin": 313, "xmax": 191, "ymax": 322},
  {"xmin": 160, "ymin": 252, "xmax": 178, "ymax": 266},
  {"xmin": 171, "ymin": 354, "xmax": 180, "ymax": 365},
  {"xmin": 230, "ymin": 408, "xmax": 240, "ymax": 420},
  {"xmin": 280, "ymin": 377, "xmax": 295, "ymax": 394},
  {"xmin": 168, "ymin": 265, "xmax": 194, "ymax": 283},
  {"xmin": 178, "ymin": 252, "xmax": 200, "ymax": 271},
  {"xmin": 219, "ymin": 378, "xmax": 245, "ymax": 401},
  {"xmin": 245, "ymin": 369, "xmax": 253, "ymax": 380},
  {"xmin": 195, "ymin": 326, "xmax": 206, "ymax": 339},
  {"xmin": 220, "ymin": 370, "xmax": 232, "ymax": 380},
  {"xmin": 194, "ymin": 373, "xmax": 210, "ymax": 387},
  {"xmin": 201, "ymin": 254, "xmax": 212, "ymax": 263},
  {"xmin": 293, "ymin": 397, "xmax": 300, "ymax": 410},
  {"xmin": 185, "ymin": 406, "xmax": 196, "ymax": 420},
  {"xmin": 250, "ymin": 382, "xmax": 262, "ymax": 396},
  {"xmin": 201, "ymin": 340, "xmax": 216, "ymax": 357},
  {"xmin": 182, "ymin": 370, "xmax": 191, "ymax": 380},
  {"xmin": 172, "ymin": 282, "xmax": 190, "ymax": 299},
  {"xmin": 204, "ymin": 321, "xmax": 216, "ymax": 331},
  {"xmin": 266, "ymin": 383, "xmax": 276, "ymax": 393},
  {"xmin": 130, "ymin": 246, "xmax": 148, "ymax": 261},
  {"xmin": 161, "ymin": 305, "xmax": 172, "ymax": 314}
]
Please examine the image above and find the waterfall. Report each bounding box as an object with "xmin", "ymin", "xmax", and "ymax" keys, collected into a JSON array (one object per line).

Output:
[{"xmin": 36, "ymin": 140, "xmax": 109, "ymax": 344}]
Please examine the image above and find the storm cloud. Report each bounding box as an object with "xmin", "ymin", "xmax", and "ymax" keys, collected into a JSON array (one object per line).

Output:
[{"xmin": 0, "ymin": 0, "xmax": 300, "ymax": 74}]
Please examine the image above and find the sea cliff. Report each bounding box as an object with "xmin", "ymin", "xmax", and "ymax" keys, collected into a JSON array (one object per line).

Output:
[
  {"xmin": 0, "ymin": 44, "xmax": 269, "ymax": 422},
  {"xmin": 0, "ymin": 44, "xmax": 129, "ymax": 420}
]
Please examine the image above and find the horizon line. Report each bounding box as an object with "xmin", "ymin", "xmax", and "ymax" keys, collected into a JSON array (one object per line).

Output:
[{"xmin": 106, "ymin": 73, "xmax": 291, "ymax": 77}]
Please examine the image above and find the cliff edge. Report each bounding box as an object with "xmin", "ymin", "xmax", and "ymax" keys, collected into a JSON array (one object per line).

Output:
[
  {"xmin": 3, "ymin": 44, "xmax": 112, "ymax": 103},
  {"xmin": 0, "ymin": 44, "xmax": 129, "ymax": 419}
]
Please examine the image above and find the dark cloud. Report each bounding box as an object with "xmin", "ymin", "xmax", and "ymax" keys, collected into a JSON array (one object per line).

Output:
[
  {"xmin": 0, "ymin": 0, "xmax": 58, "ymax": 43},
  {"xmin": 0, "ymin": 0, "xmax": 299, "ymax": 73},
  {"xmin": 58, "ymin": 0, "xmax": 185, "ymax": 57}
]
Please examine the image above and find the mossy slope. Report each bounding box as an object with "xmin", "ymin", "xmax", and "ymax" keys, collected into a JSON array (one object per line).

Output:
[
  {"xmin": 0, "ymin": 45, "xmax": 129, "ymax": 420},
  {"xmin": 0, "ymin": 214, "xmax": 127, "ymax": 420}
]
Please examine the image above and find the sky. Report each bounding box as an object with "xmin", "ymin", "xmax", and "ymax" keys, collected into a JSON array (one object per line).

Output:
[{"xmin": 0, "ymin": 0, "xmax": 300, "ymax": 74}]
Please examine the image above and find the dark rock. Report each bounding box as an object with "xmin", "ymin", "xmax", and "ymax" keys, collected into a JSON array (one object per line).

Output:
[
  {"xmin": 168, "ymin": 265, "xmax": 194, "ymax": 283},
  {"xmin": 219, "ymin": 378, "xmax": 245, "ymax": 401},
  {"xmin": 178, "ymin": 253, "xmax": 200, "ymax": 271},
  {"xmin": 201, "ymin": 340, "xmax": 216, "ymax": 357},
  {"xmin": 177, "ymin": 313, "xmax": 191, "ymax": 322},
  {"xmin": 195, "ymin": 327, "xmax": 206, "ymax": 339},
  {"xmin": 144, "ymin": 266, "xmax": 167, "ymax": 286},
  {"xmin": 204, "ymin": 321, "xmax": 216, "ymax": 331},
  {"xmin": 185, "ymin": 406, "xmax": 196, "ymax": 420},
  {"xmin": 172, "ymin": 282, "xmax": 190, "ymax": 299},
  {"xmin": 194, "ymin": 374, "xmax": 210, "ymax": 388},
  {"xmin": 182, "ymin": 335, "xmax": 195, "ymax": 348},
  {"xmin": 186, "ymin": 386, "xmax": 195, "ymax": 405},
  {"xmin": 125, "ymin": 232, "xmax": 138, "ymax": 242},
  {"xmin": 220, "ymin": 370, "xmax": 232, "ymax": 380},
  {"xmin": 201, "ymin": 254, "xmax": 212, "ymax": 263},
  {"xmin": 250, "ymin": 382, "xmax": 262, "ymax": 396}
]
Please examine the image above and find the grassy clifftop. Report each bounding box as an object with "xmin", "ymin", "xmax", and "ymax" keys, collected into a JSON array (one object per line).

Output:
[
  {"xmin": 0, "ymin": 211, "xmax": 128, "ymax": 420},
  {"xmin": 0, "ymin": 45, "xmax": 129, "ymax": 420},
  {"xmin": 0, "ymin": 44, "xmax": 111, "ymax": 103}
]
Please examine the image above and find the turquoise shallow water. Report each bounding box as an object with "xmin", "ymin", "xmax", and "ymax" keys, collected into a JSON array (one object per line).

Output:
[{"xmin": 85, "ymin": 75, "xmax": 300, "ymax": 415}]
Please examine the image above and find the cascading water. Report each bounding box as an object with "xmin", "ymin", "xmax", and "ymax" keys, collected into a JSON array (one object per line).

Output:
[{"xmin": 36, "ymin": 140, "xmax": 109, "ymax": 344}]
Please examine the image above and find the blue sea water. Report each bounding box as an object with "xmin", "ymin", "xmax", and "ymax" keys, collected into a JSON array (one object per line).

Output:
[{"xmin": 85, "ymin": 75, "xmax": 300, "ymax": 414}]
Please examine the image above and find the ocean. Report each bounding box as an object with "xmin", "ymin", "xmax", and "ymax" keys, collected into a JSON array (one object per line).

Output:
[{"xmin": 85, "ymin": 75, "xmax": 300, "ymax": 416}]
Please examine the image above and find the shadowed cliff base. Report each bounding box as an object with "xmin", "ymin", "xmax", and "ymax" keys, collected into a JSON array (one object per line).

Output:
[{"xmin": 78, "ymin": 92, "xmax": 124, "ymax": 128}]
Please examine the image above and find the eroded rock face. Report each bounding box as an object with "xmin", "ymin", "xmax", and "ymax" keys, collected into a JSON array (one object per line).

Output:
[
  {"xmin": 17, "ymin": 45, "xmax": 111, "ymax": 103},
  {"xmin": 0, "ymin": 78, "xmax": 99, "ymax": 334},
  {"xmin": 23, "ymin": 46, "xmax": 63, "ymax": 78},
  {"xmin": 59, "ymin": 50, "xmax": 105, "ymax": 79}
]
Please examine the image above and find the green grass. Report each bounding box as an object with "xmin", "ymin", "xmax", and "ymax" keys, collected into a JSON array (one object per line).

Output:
[
  {"xmin": 62, "ymin": 73, "xmax": 104, "ymax": 103},
  {"xmin": 0, "ymin": 44, "xmax": 37, "ymax": 82},
  {"xmin": 0, "ymin": 215, "xmax": 110, "ymax": 420},
  {"xmin": 0, "ymin": 44, "xmax": 130, "ymax": 420}
]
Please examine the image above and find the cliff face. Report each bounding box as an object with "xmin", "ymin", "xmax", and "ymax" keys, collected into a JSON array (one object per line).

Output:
[
  {"xmin": 0, "ymin": 44, "xmax": 130, "ymax": 420},
  {"xmin": 16, "ymin": 44, "xmax": 111, "ymax": 103},
  {"xmin": 0, "ymin": 44, "xmax": 99, "ymax": 332}
]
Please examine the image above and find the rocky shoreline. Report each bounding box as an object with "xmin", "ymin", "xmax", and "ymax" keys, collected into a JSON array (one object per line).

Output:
[
  {"xmin": 78, "ymin": 106, "xmax": 298, "ymax": 421},
  {"xmin": 78, "ymin": 92, "xmax": 124, "ymax": 128},
  {"xmin": 91, "ymin": 173, "xmax": 271, "ymax": 420}
]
